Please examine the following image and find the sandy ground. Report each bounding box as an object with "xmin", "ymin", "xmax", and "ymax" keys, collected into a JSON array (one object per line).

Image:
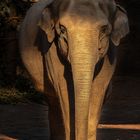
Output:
[{"xmin": 0, "ymin": 76, "xmax": 140, "ymax": 140}]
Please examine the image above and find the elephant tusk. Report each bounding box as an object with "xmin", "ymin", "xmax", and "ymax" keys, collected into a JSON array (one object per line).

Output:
[{"xmin": 98, "ymin": 124, "xmax": 140, "ymax": 130}]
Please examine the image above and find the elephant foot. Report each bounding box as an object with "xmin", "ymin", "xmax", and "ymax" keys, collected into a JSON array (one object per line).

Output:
[
  {"xmin": 88, "ymin": 133, "xmax": 96, "ymax": 140},
  {"xmin": 50, "ymin": 135, "xmax": 65, "ymax": 140}
]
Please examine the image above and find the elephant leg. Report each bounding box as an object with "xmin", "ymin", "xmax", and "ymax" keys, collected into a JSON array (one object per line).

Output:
[
  {"xmin": 46, "ymin": 86, "xmax": 70, "ymax": 140},
  {"xmin": 88, "ymin": 56, "xmax": 116, "ymax": 140},
  {"xmin": 104, "ymin": 80, "xmax": 113, "ymax": 103},
  {"xmin": 45, "ymin": 46, "xmax": 71, "ymax": 140},
  {"xmin": 47, "ymin": 96, "xmax": 66, "ymax": 140}
]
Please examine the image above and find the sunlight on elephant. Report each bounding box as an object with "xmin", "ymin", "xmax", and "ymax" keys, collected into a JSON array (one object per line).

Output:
[{"xmin": 19, "ymin": 0, "xmax": 129, "ymax": 140}]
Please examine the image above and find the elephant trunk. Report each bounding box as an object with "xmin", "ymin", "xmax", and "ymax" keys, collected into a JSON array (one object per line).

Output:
[{"xmin": 70, "ymin": 38, "xmax": 97, "ymax": 140}]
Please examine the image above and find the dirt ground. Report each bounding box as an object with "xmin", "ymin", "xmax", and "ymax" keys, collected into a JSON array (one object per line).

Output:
[{"xmin": 0, "ymin": 76, "xmax": 140, "ymax": 140}]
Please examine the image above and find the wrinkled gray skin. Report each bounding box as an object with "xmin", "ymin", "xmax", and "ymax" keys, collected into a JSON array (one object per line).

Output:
[{"xmin": 19, "ymin": 0, "xmax": 129, "ymax": 140}]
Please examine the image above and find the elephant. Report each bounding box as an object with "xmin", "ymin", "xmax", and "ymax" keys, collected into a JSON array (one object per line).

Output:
[{"xmin": 19, "ymin": 0, "xmax": 129, "ymax": 140}]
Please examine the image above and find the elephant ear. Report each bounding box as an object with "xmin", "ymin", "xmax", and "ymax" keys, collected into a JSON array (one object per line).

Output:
[
  {"xmin": 38, "ymin": 7, "xmax": 55, "ymax": 43},
  {"xmin": 35, "ymin": 6, "xmax": 55, "ymax": 54},
  {"xmin": 111, "ymin": 5, "xmax": 129, "ymax": 46}
]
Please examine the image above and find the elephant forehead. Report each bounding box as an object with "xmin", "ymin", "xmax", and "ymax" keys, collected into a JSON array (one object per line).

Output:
[
  {"xmin": 57, "ymin": 0, "xmax": 116, "ymax": 22},
  {"xmin": 62, "ymin": 1, "xmax": 99, "ymax": 19},
  {"xmin": 58, "ymin": 1, "xmax": 112, "ymax": 26},
  {"xmin": 59, "ymin": 13, "xmax": 108, "ymax": 31}
]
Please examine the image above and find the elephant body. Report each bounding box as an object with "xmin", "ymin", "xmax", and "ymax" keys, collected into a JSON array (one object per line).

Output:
[{"xmin": 19, "ymin": 0, "xmax": 129, "ymax": 140}]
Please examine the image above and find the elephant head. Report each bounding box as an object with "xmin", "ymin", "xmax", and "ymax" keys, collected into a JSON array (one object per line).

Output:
[{"xmin": 37, "ymin": 0, "xmax": 129, "ymax": 139}]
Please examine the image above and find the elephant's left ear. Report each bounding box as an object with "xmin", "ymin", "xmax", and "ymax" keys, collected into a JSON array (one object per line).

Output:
[
  {"xmin": 38, "ymin": 8, "xmax": 55, "ymax": 43},
  {"xmin": 111, "ymin": 5, "xmax": 129, "ymax": 46}
]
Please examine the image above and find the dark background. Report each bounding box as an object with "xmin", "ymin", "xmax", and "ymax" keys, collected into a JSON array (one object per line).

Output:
[{"xmin": 115, "ymin": 0, "xmax": 140, "ymax": 76}]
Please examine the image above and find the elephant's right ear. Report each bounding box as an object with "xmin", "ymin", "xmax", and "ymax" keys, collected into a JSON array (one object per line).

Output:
[
  {"xmin": 38, "ymin": 8, "xmax": 55, "ymax": 43},
  {"xmin": 111, "ymin": 5, "xmax": 129, "ymax": 46}
]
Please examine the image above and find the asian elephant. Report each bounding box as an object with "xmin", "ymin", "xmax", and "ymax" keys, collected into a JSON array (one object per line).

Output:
[{"xmin": 19, "ymin": 0, "xmax": 129, "ymax": 140}]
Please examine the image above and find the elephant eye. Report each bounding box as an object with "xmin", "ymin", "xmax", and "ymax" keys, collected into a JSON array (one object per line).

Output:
[
  {"xmin": 59, "ymin": 24, "xmax": 67, "ymax": 34},
  {"xmin": 99, "ymin": 24, "xmax": 112, "ymax": 40},
  {"xmin": 101, "ymin": 25, "xmax": 111, "ymax": 35},
  {"xmin": 59, "ymin": 24, "xmax": 68, "ymax": 41}
]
